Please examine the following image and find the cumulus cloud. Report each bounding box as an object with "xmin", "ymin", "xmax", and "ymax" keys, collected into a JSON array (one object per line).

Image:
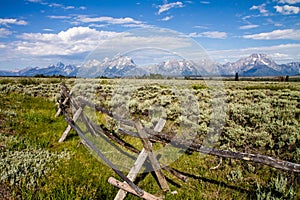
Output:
[
  {"xmin": 15, "ymin": 26, "xmax": 121, "ymax": 56},
  {"xmin": 0, "ymin": 28, "xmax": 12, "ymax": 37},
  {"xmin": 243, "ymin": 29, "xmax": 300, "ymax": 40},
  {"xmin": 250, "ymin": 4, "xmax": 268, "ymax": 15},
  {"xmin": 158, "ymin": 1, "xmax": 184, "ymax": 14},
  {"xmin": 0, "ymin": 18, "xmax": 27, "ymax": 26},
  {"xmin": 0, "ymin": 43, "xmax": 6, "ymax": 48},
  {"xmin": 1, "ymin": 27, "xmax": 202, "ymax": 69},
  {"xmin": 239, "ymin": 24, "xmax": 259, "ymax": 30},
  {"xmin": 274, "ymin": 5, "xmax": 300, "ymax": 14},
  {"xmin": 189, "ymin": 31, "xmax": 227, "ymax": 39},
  {"xmin": 278, "ymin": 0, "xmax": 300, "ymax": 4}
]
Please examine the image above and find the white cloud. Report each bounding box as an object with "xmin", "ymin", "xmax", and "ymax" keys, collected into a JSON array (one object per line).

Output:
[
  {"xmin": 250, "ymin": 4, "xmax": 268, "ymax": 15},
  {"xmin": 43, "ymin": 28, "xmax": 54, "ymax": 32},
  {"xmin": 274, "ymin": 23, "xmax": 283, "ymax": 26},
  {"xmin": 161, "ymin": 16, "xmax": 173, "ymax": 21},
  {"xmin": 88, "ymin": 24, "xmax": 107, "ymax": 28},
  {"xmin": 208, "ymin": 43, "xmax": 300, "ymax": 64},
  {"xmin": 47, "ymin": 15, "xmax": 71, "ymax": 19},
  {"xmin": 0, "ymin": 18, "xmax": 27, "ymax": 26},
  {"xmin": 65, "ymin": 6, "xmax": 75, "ymax": 10},
  {"xmin": 48, "ymin": 3, "xmax": 63, "ymax": 8},
  {"xmin": 189, "ymin": 31, "xmax": 227, "ymax": 39},
  {"xmin": 193, "ymin": 25, "xmax": 209, "ymax": 29},
  {"xmin": 278, "ymin": 0, "xmax": 300, "ymax": 4},
  {"xmin": 78, "ymin": 16, "xmax": 141, "ymax": 24},
  {"xmin": 158, "ymin": 1, "xmax": 184, "ymax": 14},
  {"xmin": 0, "ymin": 43, "xmax": 6, "ymax": 49},
  {"xmin": 274, "ymin": 5, "xmax": 300, "ymax": 15},
  {"xmin": 243, "ymin": 29, "xmax": 300, "ymax": 40},
  {"xmin": 200, "ymin": 1, "xmax": 210, "ymax": 4},
  {"xmin": 27, "ymin": 0, "xmax": 84, "ymax": 10},
  {"xmin": 1, "ymin": 27, "xmax": 203, "ymax": 69},
  {"xmin": 15, "ymin": 27, "xmax": 121, "ymax": 56},
  {"xmin": 239, "ymin": 24, "xmax": 259, "ymax": 30},
  {"xmin": 48, "ymin": 15, "xmax": 148, "ymax": 28},
  {"xmin": 75, "ymin": 16, "xmax": 148, "ymax": 27},
  {"xmin": 81, "ymin": 28, "xmax": 201, "ymax": 63},
  {"xmin": 0, "ymin": 28, "xmax": 12, "ymax": 37},
  {"xmin": 266, "ymin": 18, "xmax": 283, "ymax": 27},
  {"xmin": 26, "ymin": 0, "xmax": 42, "ymax": 2}
]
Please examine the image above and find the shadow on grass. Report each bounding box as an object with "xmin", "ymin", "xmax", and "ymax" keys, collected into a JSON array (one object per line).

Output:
[{"xmin": 171, "ymin": 168, "xmax": 252, "ymax": 194}]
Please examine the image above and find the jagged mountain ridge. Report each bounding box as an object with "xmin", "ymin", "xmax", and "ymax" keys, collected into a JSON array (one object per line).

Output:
[
  {"xmin": 78, "ymin": 55, "xmax": 147, "ymax": 78},
  {"xmin": 154, "ymin": 59, "xmax": 201, "ymax": 76},
  {"xmin": 78, "ymin": 55, "xmax": 201, "ymax": 77},
  {"xmin": 0, "ymin": 53, "xmax": 299, "ymax": 77},
  {"xmin": 0, "ymin": 62, "xmax": 79, "ymax": 77},
  {"xmin": 219, "ymin": 54, "xmax": 299, "ymax": 76}
]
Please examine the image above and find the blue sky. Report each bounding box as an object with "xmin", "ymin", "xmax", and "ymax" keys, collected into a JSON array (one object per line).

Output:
[{"xmin": 0, "ymin": 0, "xmax": 299, "ymax": 70}]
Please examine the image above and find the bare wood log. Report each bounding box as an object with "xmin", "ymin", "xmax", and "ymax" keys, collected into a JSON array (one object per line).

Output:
[
  {"xmin": 58, "ymin": 107, "xmax": 82, "ymax": 142},
  {"xmin": 90, "ymin": 122, "xmax": 188, "ymax": 182},
  {"xmin": 115, "ymin": 118, "xmax": 168, "ymax": 200},
  {"xmin": 55, "ymin": 90, "xmax": 73, "ymax": 117},
  {"xmin": 147, "ymin": 132, "xmax": 300, "ymax": 173},
  {"xmin": 153, "ymin": 118, "xmax": 166, "ymax": 132},
  {"xmin": 116, "ymin": 125, "xmax": 300, "ymax": 173},
  {"xmin": 108, "ymin": 177, "xmax": 162, "ymax": 200},
  {"xmin": 66, "ymin": 101, "xmax": 188, "ymax": 182},
  {"xmin": 61, "ymin": 109, "xmax": 144, "ymax": 196},
  {"xmin": 114, "ymin": 149, "xmax": 148, "ymax": 200},
  {"xmin": 134, "ymin": 120, "xmax": 169, "ymax": 192}
]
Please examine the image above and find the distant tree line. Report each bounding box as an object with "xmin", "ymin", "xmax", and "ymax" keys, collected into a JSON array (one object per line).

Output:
[{"xmin": 34, "ymin": 74, "xmax": 76, "ymax": 78}]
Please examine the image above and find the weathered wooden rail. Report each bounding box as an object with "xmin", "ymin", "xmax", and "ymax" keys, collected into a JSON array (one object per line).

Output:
[{"xmin": 57, "ymin": 83, "xmax": 300, "ymax": 200}]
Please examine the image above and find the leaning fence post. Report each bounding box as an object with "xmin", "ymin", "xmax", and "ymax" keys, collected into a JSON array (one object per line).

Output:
[
  {"xmin": 134, "ymin": 119, "xmax": 169, "ymax": 192},
  {"xmin": 55, "ymin": 90, "xmax": 73, "ymax": 117},
  {"xmin": 114, "ymin": 118, "xmax": 167, "ymax": 200},
  {"xmin": 58, "ymin": 107, "xmax": 82, "ymax": 142}
]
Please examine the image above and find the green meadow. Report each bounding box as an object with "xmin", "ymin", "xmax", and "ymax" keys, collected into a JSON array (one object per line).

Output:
[{"xmin": 0, "ymin": 77, "xmax": 299, "ymax": 199}]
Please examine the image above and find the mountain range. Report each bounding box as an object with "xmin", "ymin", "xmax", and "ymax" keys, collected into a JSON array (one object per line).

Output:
[
  {"xmin": 219, "ymin": 54, "xmax": 299, "ymax": 76},
  {"xmin": 0, "ymin": 62, "xmax": 79, "ymax": 77},
  {"xmin": 0, "ymin": 54, "xmax": 299, "ymax": 77}
]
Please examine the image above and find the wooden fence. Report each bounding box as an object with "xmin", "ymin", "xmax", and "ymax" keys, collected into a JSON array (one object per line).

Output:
[{"xmin": 56, "ymin": 83, "xmax": 300, "ymax": 200}]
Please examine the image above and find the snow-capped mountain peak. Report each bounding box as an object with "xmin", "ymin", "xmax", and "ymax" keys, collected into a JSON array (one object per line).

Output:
[
  {"xmin": 155, "ymin": 59, "xmax": 199, "ymax": 76},
  {"xmin": 107, "ymin": 55, "xmax": 135, "ymax": 69},
  {"xmin": 220, "ymin": 53, "xmax": 284, "ymax": 76}
]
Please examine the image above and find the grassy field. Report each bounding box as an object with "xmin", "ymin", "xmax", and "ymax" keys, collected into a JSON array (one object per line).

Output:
[{"xmin": 0, "ymin": 77, "xmax": 299, "ymax": 199}]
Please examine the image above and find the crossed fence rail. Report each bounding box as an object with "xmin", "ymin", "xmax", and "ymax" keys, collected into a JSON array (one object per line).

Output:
[{"xmin": 56, "ymin": 83, "xmax": 300, "ymax": 200}]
